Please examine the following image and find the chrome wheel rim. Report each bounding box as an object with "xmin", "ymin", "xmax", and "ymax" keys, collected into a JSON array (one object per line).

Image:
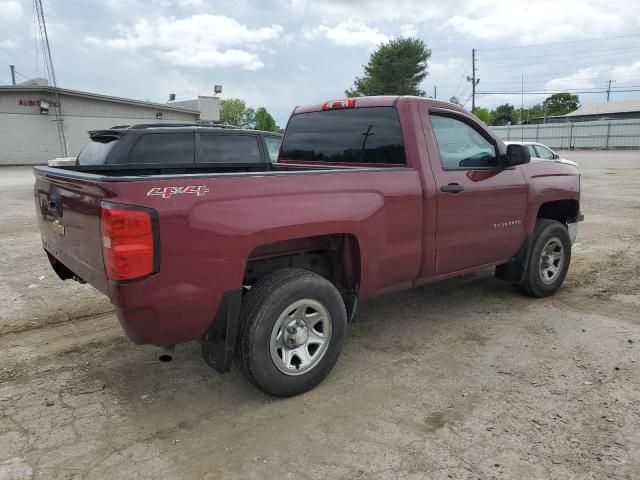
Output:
[
  {"xmin": 538, "ymin": 237, "xmax": 564, "ymax": 285},
  {"xmin": 270, "ymin": 299, "xmax": 332, "ymax": 376}
]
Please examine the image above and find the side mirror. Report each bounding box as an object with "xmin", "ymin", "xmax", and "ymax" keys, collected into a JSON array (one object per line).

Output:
[
  {"xmin": 552, "ymin": 153, "xmax": 559, "ymax": 159},
  {"xmin": 504, "ymin": 144, "xmax": 531, "ymax": 167}
]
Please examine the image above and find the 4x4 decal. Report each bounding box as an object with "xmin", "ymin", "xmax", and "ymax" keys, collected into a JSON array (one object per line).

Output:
[{"xmin": 147, "ymin": 185, "xmax": 210, "ymax": 199}]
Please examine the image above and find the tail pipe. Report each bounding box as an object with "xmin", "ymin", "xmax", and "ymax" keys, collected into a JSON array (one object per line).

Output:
[{"xmin": 159, "ymin": 346, "xmax": 175, "ymax": 362}]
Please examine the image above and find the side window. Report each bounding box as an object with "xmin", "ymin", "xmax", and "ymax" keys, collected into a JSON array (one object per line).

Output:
[
  {"xmin": 199, "ymin": 135, "xmax": 261, "ymax": 163},
  {"xmin": 264, "ymin": 136, "xmax": 282, "ymax": 163},
  {"xmin": 534, "ymin": 145, "xmax": 555, "ymax": 160},
  {"xmin": 129, "ymin": 133, "xmax": 194, "ymax": 164},
  {"xmin": 430, "ymin": 114, "xmax": 498, "ymax": 169},
  {"xmin": 526, "ymin": 145, "xmax": 537, "ymax": 158}
]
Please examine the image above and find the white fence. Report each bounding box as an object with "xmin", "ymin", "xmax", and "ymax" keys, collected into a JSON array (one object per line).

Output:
[{"xmin": 490, "ymin": 119, "xmax": 640, "ymax": 149}]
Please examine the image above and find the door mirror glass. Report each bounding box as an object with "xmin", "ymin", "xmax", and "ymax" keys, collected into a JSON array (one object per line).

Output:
[{"xmin": 505, "ymin": 144, "xmax": 531, "ymax": 167}]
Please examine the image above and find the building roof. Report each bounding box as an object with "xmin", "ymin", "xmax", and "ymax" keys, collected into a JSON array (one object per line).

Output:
[
  {"xmin": 169, "ymin": 99, "xmax": 199, "ymax": 110},
  {"xmin": 565, "ymin": 98, "xmax": 640, "ymax": 116},
  {"xmin": 0, "ymin": 84, "xmax": 200, "ymax": 114}
]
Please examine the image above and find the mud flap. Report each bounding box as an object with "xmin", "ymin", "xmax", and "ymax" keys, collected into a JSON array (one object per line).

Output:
[
  {"xmin": 495, "ymin": 234, "xmax": 534, "ymax": 284},
  {"xmin": 202, "ymin": 289, "xmax": 243, "ymax": 373}
]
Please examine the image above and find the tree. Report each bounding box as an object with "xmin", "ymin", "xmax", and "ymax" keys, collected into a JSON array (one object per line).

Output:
[
  {"xmin": 473, "ymin": 106, "xmax": 492, "ymax": 124},
  {"xmin": 220, "ymin": 98, "xmax": 248, "ymax": 126},
  {"xmin": 254, "ymin": 107, "xmax": 279, "ymax": 132},
  {"xmin": 220, "ymin": 98, "xmax": 280, "ymax": 131},
  {"xmin": 345, "ymin": 38, "xmax": 431, "ymax": 97},
  {"xmin": 449, "ymin": 96, "xmax": 461, "ymax": 105},
  {"xmin": 491, "ymin": 103, "xmax": 516, "ymax": 125},
  {"xmin": 542, "ymin": 93, "xmax": 580, "ymax": 116},
  {"xmin": 242, "ymin": 107, "xmax": 256, "ymax": 129}
]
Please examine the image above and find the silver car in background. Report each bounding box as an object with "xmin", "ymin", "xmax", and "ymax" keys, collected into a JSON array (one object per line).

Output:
[{"xmin": 504, "ymin": 141, "xmax": 578, "ymax": 167}]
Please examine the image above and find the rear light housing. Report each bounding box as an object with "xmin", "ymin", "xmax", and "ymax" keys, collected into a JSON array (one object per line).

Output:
[
  {"xmin": 100, "ymin": 202, "xmax": 159, "ymax": 281},
  {"xmin": 322, "ymin": 98, "xmax": 356, "ymax": 110}
]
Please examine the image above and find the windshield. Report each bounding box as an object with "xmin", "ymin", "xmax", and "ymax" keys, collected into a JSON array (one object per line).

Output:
[
  {"xmin": 77, "ymin": 137, "xmax": 117, "ymax": 165},
  {"xmin": 280, "ymin": 107, "xmax": 405, "ymax": 165}
]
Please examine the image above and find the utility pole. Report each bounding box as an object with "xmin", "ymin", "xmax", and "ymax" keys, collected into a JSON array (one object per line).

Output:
[
  {"xmin": 433, "ymin": 85, "xmax": 437, "ymax": 99},
  {"xmin": 10, "ymin": 65, "xmax": 16, "ymax": 85},
  {"xmin": 521, "ymin": 74, "xmax": 524, "ymax": 142},
  {"xmin": 606, "ymin": 79, "xmax": 615, "ymax": 102},
  {"xmin": 34, "ymin": 0, "xmax": 68, "ymax": 157},
  {"xmin": 467, "ymin": 48, "xmax": 479, "ymax": 113}
]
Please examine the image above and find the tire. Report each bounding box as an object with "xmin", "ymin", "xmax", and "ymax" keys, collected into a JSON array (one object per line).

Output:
[
  {"xmin": 514, "ymin": 219, "xmax": 572, "ymax": 298},
  {"xmin": 237, "ymin": 268, "xmax": 347, "ymax": 397}
]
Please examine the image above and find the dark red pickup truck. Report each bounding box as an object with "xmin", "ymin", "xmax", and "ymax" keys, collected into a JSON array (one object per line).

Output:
[{"xmin": 34, "ymin": 96, "xmax": 582, "ymax": 396}]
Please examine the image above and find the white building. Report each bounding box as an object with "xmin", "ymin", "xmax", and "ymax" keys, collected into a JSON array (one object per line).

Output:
[{"xmin": 0, "ymin": 80, "xmax": 220, "ymax": 165}]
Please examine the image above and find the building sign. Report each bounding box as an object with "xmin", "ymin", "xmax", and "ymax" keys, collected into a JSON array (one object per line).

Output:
[{"xmin": 18, "ymin": 99, "xmax": 60, "ymax": 107}]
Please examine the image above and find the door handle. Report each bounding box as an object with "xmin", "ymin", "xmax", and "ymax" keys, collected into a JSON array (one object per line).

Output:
[{"xmin": 440, "ymin": 183, "xmax": 464, "ymax": 193}]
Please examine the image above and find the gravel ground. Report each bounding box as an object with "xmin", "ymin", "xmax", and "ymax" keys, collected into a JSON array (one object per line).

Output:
[{"xmin": 0, "ymin": 150, "xmax": 639, "ymax": 480}]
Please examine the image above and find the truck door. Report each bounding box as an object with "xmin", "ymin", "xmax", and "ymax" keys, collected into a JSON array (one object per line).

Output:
[{"xmin": 419, "ymin": 106, "xmax": 529, "ymax": 274}]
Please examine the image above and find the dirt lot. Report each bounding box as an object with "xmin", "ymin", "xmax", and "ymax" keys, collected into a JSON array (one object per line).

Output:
[{"xmin": 1, "ymin": 151, "xmax": 639, "ymax": 480}]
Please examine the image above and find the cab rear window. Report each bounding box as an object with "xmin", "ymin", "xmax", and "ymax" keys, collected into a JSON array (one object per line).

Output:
[
  {"xmin": 77, "ymin": 137, "xmax": 117, "ymax": 165},
  {"xmin": 129, "ymin": 133, "xmax": 194, "ymax": 164},
  {"xmin": 280, "ymin": 107, "xmax": 405, "ymax": 164}
]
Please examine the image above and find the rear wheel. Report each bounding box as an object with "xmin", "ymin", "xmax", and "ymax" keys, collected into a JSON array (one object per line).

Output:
[
  {"xmin": 237, "ymin": 268, "xmax": 346, "ymax": 397},
  {"xmin": 514, "ymin": 219, "xmax": 571, "ymax": 298}
]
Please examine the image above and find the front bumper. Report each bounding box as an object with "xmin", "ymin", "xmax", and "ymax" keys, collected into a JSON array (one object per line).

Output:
[{"xmin": 568, "ymin": 213, "xmax": 584, "ymax": 245}]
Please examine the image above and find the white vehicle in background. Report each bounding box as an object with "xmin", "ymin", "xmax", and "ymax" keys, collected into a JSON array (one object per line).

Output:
[
  {"xmin": 47, "ymin": 157, "xmax": 77, "ymax": 166},
  {"xmin": 504, "ymin": 141, "xmax": 578, "ymax": 167}
]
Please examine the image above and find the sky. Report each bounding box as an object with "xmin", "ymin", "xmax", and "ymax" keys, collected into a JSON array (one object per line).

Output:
[{"xmin": 1, "ymin": 0, "xmax": 640, "ymax": 125}]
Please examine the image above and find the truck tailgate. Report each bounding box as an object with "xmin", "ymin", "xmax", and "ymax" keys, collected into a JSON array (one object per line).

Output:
[{"xmin": 34, "ymin": 169, "xmax": 109, "ymax": 295}]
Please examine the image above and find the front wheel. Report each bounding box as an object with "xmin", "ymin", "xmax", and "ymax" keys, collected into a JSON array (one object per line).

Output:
[
  {"xmin": 514, "ymin": 219, "xmax": 572, "ymax": 298},
  {"xmin": 237, "ymin": 268, "xmax": 346, "ymax": 397}
]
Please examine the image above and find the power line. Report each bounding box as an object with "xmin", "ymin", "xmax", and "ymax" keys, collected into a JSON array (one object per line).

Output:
[
  {"xmin": 480, "ymin": 45, "xmax": 640, "ymax": 61},
  {"xmin": 477, "ymin": 88, "xmax": 640, "ymax": 95},
  {"xmin": 479, "ymin": 77, "xmax": 640, "ymax": 85},
  {"xmin": 478, "ymin": 33, "xmax": 640, "ymax": 52},
  {"xmin": 13, "ymin": 69, "xmax": 32, "ymax": 81},
  {"xmin": 478, "ymin": 50, "xmax": 640, "ymax": 70}
]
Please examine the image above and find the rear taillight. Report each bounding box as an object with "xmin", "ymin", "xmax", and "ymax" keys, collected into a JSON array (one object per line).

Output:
[
  {"xmin": 100, "ymin": 203, "xmax": 157, "ymax": 281},
  {"xmin": 322, "ymin": 98, "xmax": 356, "ymax": 110}
]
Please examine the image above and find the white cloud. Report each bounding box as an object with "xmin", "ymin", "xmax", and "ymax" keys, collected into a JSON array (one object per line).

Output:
[
  {"xmin": 430, "ymin": 57, "xmax": 465, "ymax": 74},
  {"xmin": 0, "ymin": 0, "xmax": 22, "ymax": 23},
  {"xmin": 543, "ymin": 60, "xmax": 640, "ymax": 91},
  {"xmin": 177, "ymin": 0, "xmax": 204, "ymax": 7},
  {"xmin": 610, "ymin": 60, "xmax": 640, "ymax": 79},
  {"xmin": 447, "ymin": 0, "xmax": 634, "ymax": 44},
  {"xmin": 305, "ymin": 20, "xmax": 388, "ymax": 47},
  {"xmin": 289, "ymin": 0, "xmax": 446, "ymax": 23},
  {"xmin": 545, "ymin": 66, "xmax": 605, "ymax": 90},
  {"xmin": 0, "ymin": 38, "xmax": 17, "ymax": 49},
  {"xmin": 86, "ymin": 15, "xmax": 283, "ymax": 70},
  {"xmin": 400, "ymin": 24, "xmax": 418, "ymax": 37}
]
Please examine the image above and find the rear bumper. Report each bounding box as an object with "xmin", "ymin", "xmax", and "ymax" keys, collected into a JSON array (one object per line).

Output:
[{"xmin": 568, "ymin": 213, "xmax": 584, "ymax": 245}]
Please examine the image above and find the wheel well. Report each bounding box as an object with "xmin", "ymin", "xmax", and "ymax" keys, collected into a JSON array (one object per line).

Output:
[
  {"xmin": 243, "ymin": 234, "xmax": 360, "ymax": 295},
  {"xmin": 537, "ymin": 200, "xmax": 580, "ymax": 224}
]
